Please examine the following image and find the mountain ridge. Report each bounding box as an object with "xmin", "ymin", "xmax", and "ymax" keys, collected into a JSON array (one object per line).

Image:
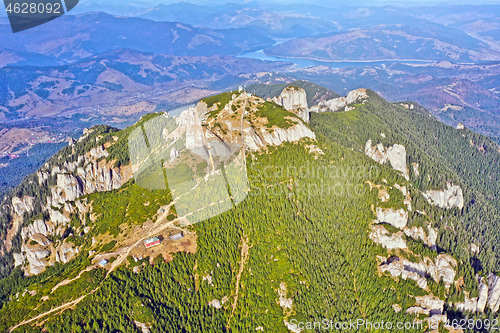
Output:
[{"xmin": 1, "ymin": 83, "xmax": 500, "ymax": 332}]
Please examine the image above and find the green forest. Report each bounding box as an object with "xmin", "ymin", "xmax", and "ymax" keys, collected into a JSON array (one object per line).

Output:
[{"xmin": 0, "ymin": 86, "xmax": 500, "ymax": 332}]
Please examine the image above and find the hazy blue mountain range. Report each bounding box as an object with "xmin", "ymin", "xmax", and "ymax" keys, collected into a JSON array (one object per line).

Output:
[
  {"xmin": 264, "ymin": 23, "xmax": 499, "ymax": 62},
  {"xmin": 0, "ymin": 12, "xmax": 274, "ymax": 64},
  {"xmin": 138, "ymin": 2, "xmax": 339, "ymax": 38}
]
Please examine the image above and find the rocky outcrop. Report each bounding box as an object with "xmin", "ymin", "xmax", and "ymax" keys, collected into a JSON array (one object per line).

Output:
[
  {"xmin": 455, "ymin": 274, "xmax": 500, "ymax": 313},
  {"xmin": 170, "ymin": 92, "xmax": 316, "ymax": 153},
  {"xmin": 402, "ymin": 226, "xmax": 437, "ymax": 248},
  {"xmin": 477, "ymin": 277, "xmax": 489, "ymax": 312},
  {"xmin": 456, "ymin": 295, "xmax": 478, "ymax": 313},
  {"xmin": 486, "ymin": 274, "xmax": 500, "ymax": 312},
  {"xmin": 257, "ymin": 123, "xmax": 315, "ymax": 149},
  {"xmin": 412, "ymin": 163, "xmax": 420, "ymax": 177},
  {"xmin": 310, "ymin": 89, "xmax": 368, "ymax": 113},
  {"xmin": 13, "ymin": 253, "xmax": 25, "ymax": 267},
  {"xmin": 30, "ymin": 233, "xmax": 52, "ymax": 247},
  {"xmin": 133, "ymin": 321, "xmax": 151, "ymax": 333},
  {"xmin": 407, "ymin": 295, "xmax": 445, "ymax": 316},
  {"xmin": 376, "ymin": 207, "xmax": 408, "ymax": 229},
  {"xmin": 22, "ymin": 242, "xmax": 51, "ymax": 275},
  {"xmin": 11, "ymin": 135, "xmax": 131, "ymax": 275},
  {"xmin": 11, "ymin": 196, "xmax": 35, "ymax": 216},
  {"xmin": 370, "ymin": 225, "xmax": 407, "ymax": 249},
  {"xmin": 49, "ymin": 209, "xmax": 70, "ymax": 226},
  {"xmin": 365, "ymin": 140, "xmax": 409, "ymax": 180},
  {"xmin": 272, "ymin": 86, "xmax": 310, "ymax": 123},
  {"xmin": 56, "ymin": 241, "xmax": 78, "ymax": 264},
  {"xmin": 47, "ymin": 155, "xmax": 132, "ymax": 208},
  {"xmin": 21, "ymin": 219, "xmax": 54, "ymax": 239},
  {"xmin": 170, "ymin": 147, "xmax": 179, "ymax": 162},
  {"xmin": 422, "ymin": 183, "xmax": 464, "ymax": 209},
  {"xmin": 379, "ymin": 254, "xmax": 457, "ymax": 290}
]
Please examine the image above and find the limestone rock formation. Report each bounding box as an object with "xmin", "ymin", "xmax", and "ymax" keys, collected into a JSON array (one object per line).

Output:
[
  {"xmin": 487, "ymin": 274, "xmax": 500, "ymax": 312},
  {"xmin": 375, "ymin": 207, "xmax": 408, "ymax": 229},
  {"xmin": 56, "ymin": 241, "xmax": 78, "ymax": 264},
  {"xmin": 30, "ymin": 233, "xmax": 52, "ymax": 247},
  {"xmin": 258, "ymin": 123, "xmax": 315, "ymax": 149},
  {"xmin": 369, "ymin": 225, "xmax": 407, "ymax": 249},
  {"xmin": 456, "ymin": 295, "xmax": 478, "ymax": 313},
  {"xmin": 272, "ymin": 86, "xmax": 310, "ymax": 123},
  {"xmin": 172, "ymin": 92, "xmax": 316, "ymax": 153},
  {"xmin": 456, "ymin": 274, "xmax": 500, "ymax": 313},
  {"xmin": 11, "ymin": 196, "xmax": 34, "ymax": 216},
  {"xmin": 47, "ymin": 153, "xmax": 132, "ymax": 208},
  {"xmin": 402, "ymin": 226, "xmax": 438, "ymax": 248},
  {"xmin": 378, "ymin": 254, "xmax": 457, "ymax": 290},
  {"xmin": 22, "ymin": 242, "xmax": 51, "ymax": 275},
  {"xmin": 422, "ymin": 183, "xmax": 464, "ymax": 209},
  {"xmin": 477, "ymin": 277, "xmax": 489, "ymax": 312},
  {"xmin": 21, "ymin": 219, "xmax": 54, "ymax": 239},
  {"xmin": 310, "ymin": 89, "xmax": 368, "ymax": 113},
  {"xmin": 407, "ymin": 295, "xmax": 445, "ymax": 316},
  {"xmin": 365, "ymin": 140, "xmax": 409, "ymax": 180}
]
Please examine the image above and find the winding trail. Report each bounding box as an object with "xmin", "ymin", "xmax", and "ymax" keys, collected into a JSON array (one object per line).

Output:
[
  {"xmin": 226, "ymin": 236, "xmax": 250, "ymax": 331},
  {"xmin": 9, "ymin": 288, "xmax": 99, "ymax": 332}
]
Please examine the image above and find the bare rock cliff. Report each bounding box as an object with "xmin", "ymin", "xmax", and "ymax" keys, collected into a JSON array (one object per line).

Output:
[
  {"xmin": 365, "ymin": 140, "xmax": 409, "ymax": 180},
  {"xmin": 422, "ymin": 183, "xmax": 464, "ymax": 210},
  {"xmin": 310, "ymin": 89, "xmax": 368, "ymax": 112},
  {"xmin": 272, "ymin": 86, "xmax": 310, "ymax": 123},
  {"xmin": 10, "ymin": 141, "xmax": 132, "ymax": 275}
]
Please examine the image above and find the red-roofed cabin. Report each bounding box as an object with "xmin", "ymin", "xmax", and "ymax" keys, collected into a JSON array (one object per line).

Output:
[{"xmin": 144, "ymin": 236, "xmax": 161, "ymax": 248}]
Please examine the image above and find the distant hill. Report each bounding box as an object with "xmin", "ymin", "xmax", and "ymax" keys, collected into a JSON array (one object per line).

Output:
[
  {"xmin": 0, "ymin": 12, "xmax": 275, "ymax": 63},
  {"xmin": 0, "ymin": 49, "xmax": 291, "ymax": 121},
  {"xmin": 264, "ymin": 23, "xmax": 499, "ymax": 62},
  {"xmin": 138, "ymin": 2, "xmax": 339, "ymax": 38},
  {"xmin": 0, "ymin": 50, "xmax": 65, "ymax": 68}
]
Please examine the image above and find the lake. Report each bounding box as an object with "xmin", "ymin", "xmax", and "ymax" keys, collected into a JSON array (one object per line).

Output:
[{"xmin": 236, "ymin": 49, "xmax": 433, "ymax": 68}]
